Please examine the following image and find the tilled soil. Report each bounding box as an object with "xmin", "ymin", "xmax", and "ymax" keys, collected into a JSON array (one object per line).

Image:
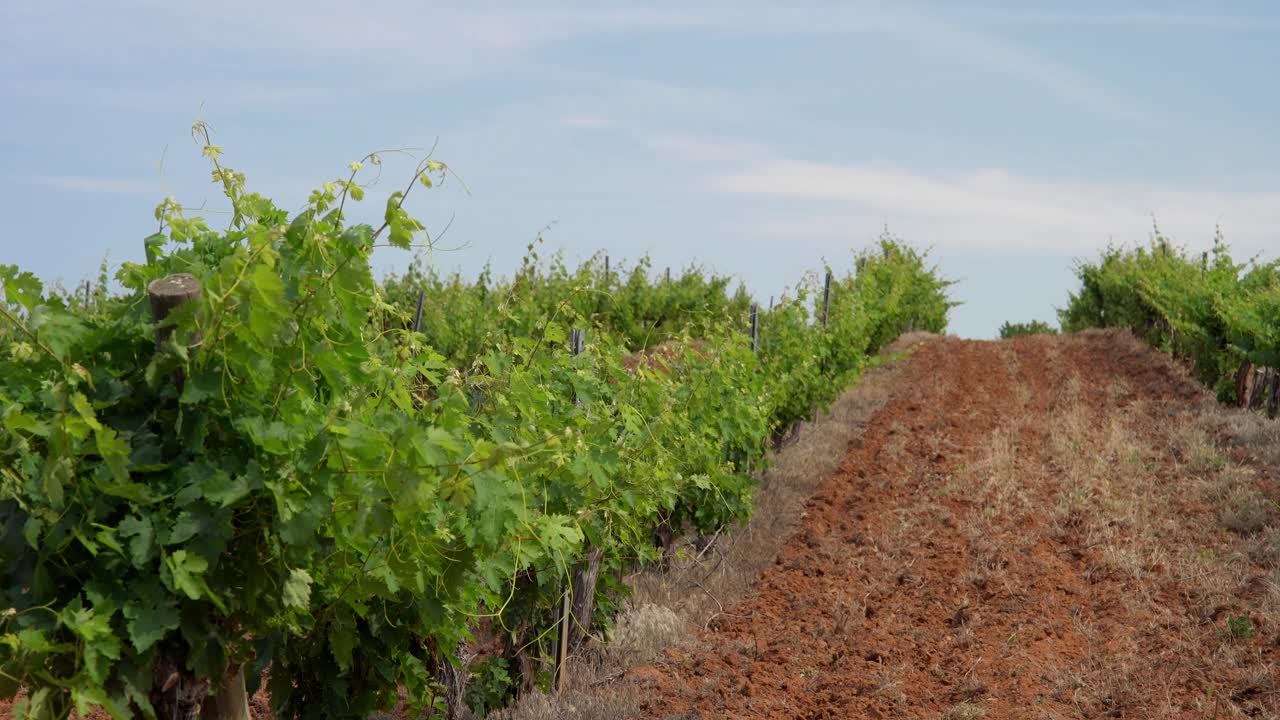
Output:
[{"xmin": 630, "ymin": 332, "xmax": 1280, "ymax": 719}]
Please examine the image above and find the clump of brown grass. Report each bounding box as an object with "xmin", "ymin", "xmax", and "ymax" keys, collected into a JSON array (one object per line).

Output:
[
  {"xmin": 600, "ymin": 604, "xmax": 683, "ymax": 665},
  {"xmin": 1220, "ymin": 487, "xmax": 1273, "ymax": 535},
  {"xmin": 1068, "ymin": 653, "xmax": 1144, "ymax": 718},
  {"xmin": 975, "ymin": 427, "xmax": 1022, "ymax": 520},
  {"xmin": 1198, "ymin": 465, "xmax": 1256, "ymax": 506},
  {"xmin": 873, "ymin": 662, "xmax": 908, "ymax": 707},
  {"xmin": 1169, "ymin": 420, "xmax": 1227, "ymax": 475},
  {"xmin": 488, "ymin": 686, "xmax": 641, "ymax": 720},
  {"xmin": 1247, "ymin": 529, "xmax": 1280, "ymax": 567},
  {"xmin": 940, "ymin": 701, "xmax": 985, "ymax": 720},
  {"xmin": 1216, "ymin": 405, "xmax": 1280, "ymax": 466},
  {"xmin": 1047, "ymin": 386, "xmax": 1112, "ymax": 533}
]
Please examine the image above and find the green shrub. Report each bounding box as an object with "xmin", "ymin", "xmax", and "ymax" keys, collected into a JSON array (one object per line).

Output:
[
  {"xmin": 1059, "ymin": 232, "xmax": 1280, "ymax": 392},
  {"xmin": 998, "ymin": 320, "xmax": 1058, "ymax": 338}
]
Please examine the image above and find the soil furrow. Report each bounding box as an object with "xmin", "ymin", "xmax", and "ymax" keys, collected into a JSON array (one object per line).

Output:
[{"xmin": 634, "ymin": 332, "xmax": 1280, "ymax": 719}]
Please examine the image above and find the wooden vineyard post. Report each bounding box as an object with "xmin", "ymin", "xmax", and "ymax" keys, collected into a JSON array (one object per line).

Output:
[
  {"xmin": 603, "ymin": 255, "xmax": 610, "ymax": 287},
  {"xmin": 1249, "ymin": 367, "xmax": 1269, "ymax": 411},
  {"xmin": 821, "ymin": 271, "xmax": 832, "ymax": 327},
  {"xmin": 568, "ymin": 328, "xmax": 586, "ymax": 369},
  {"xmin": 148, "ymin": 273, "xmax": 201, "ymax": 351},
  {"xmin": 665, "ymin": 266, "xmax": 671, "ymax": 284},
  {"xmin": 412, "ymin": 288, "xmax": 426, "ymax": 332},
  {"xmin": 749, "ymin": 303, "xmax": 759, "ymax": 354},
  {"xmin": 553, "ymin": 586, "xmax": 572, "ymax": 693},
  {"xmin": 1235, "ymin": 361, "xmax": 1252, "ymax": 408},
  {"xmin": 748, "ymin": 302, "xmax": 762, "ymax": 473},
  {"xmin": 201, "ymin": 667, "xmax": 251, "ymax": 720},
  {"xmin": 148, "ymin": 273, "xmax": 201, "ymax": 396},
  {"xmin": 553, "ymin": 328, "xmax": 586, "ymax": 694},
  {"xmin": 440, "ymin": 639, "xmax": 475, "ymax": 719},
  {"xmin": 148, "ymin": 275, "xmax": 250, "ymax": 720},
  {"xmin": 814, "ymin": 271, "xmax": 833, "ymax": 420},
  {"xmin": 1264, "ymin": 366, "xmax": 1274, "ymax": 417},
  {"xmin": 566, "ymin": 547, "xmax": 604, "ymax": 654}
]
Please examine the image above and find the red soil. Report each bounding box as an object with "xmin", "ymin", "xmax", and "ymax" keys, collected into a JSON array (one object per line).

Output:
[{"xmin": 629, "ymin": 332, "xmax": 1279, "ymax": 719}]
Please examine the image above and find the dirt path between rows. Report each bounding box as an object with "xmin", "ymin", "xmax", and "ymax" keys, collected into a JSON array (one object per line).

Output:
[{"xmin": 629, "ymin": 331, "xmax": 1280, "ymax": 719}]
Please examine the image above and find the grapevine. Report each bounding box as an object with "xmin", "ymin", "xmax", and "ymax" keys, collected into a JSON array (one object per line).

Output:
[{"xmin": 0, "ymin": 129, "xmax": 953, "ymax": 719}]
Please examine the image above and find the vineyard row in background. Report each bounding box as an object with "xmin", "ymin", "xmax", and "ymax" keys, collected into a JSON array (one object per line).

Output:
[
  {"xmin": 1059, "ymin": 235, "xmax": 1280, "ymax": 418},
  {"xmin": 0, "ymin": 139, "xmax": 954, "ymax": 720}
]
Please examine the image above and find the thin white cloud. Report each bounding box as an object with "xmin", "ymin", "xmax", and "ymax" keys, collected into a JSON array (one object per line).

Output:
[
  {"xmin": 101, "ymin": 86, "xmax": 343, "ymax": 112},
  {"xmin": 647, "ymin": 135, "xmax": 772, "ymax": 164},
  {"xmin": 2, "ymin": 2, "xmax": 1153, "ymax": 121},
  {"xmin": 957, "ymin": 8, "xmax": 1280, "ymax": 30},
  {"xmin": 560, "ymin": 114, "xmax": 612, "ymax": 129},
  {"xmin": 714, "ymin": 156, "xmax": 1280, "ymax": 255},
  {"xmin": 887, "ymin": 5, "xmax": 1156, "ymax": 123},
  {"xmin": 23, "ymin": 175, "xmax": 166, "ymax": 195}
]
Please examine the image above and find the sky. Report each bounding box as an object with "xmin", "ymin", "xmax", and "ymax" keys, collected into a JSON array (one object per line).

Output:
[{"xmin": 3, "ymin": 1, "xmax": 1280, "ymax": 338}]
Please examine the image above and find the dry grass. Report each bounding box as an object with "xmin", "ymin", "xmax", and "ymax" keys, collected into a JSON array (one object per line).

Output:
[
  {"xmin": 598, "ymin": 604, "xmax": 684, "ymax": 665},
  {"xmin": 975, "ymin": 427, "xmax": 1021, "ymax": 520},
  {"xmin": 494, "ymin": 334, "xmax": 938, "ymax": 720},
  {"xmin": 1216, "ymin": 405, "xmax": 1280, "ymax": 466},
  {"xmin": 1248, "ymin": 528, "xmax": 1280, "ymax": 567},
  {"xmin": 1030, "ymin": 344, "xmax": 1280, "ymax": 717},
  {"xmin": 1220, "ymin": 486, "xmax": 1273, "ymax": 535},
  {"xmin": 487, "ymin": 688, "xmax": 641, "ymax": 720},
  {"xmin": 940, "ymin": 701, "xmax": 985, "ymax": 720},
  {"xmin": 1196, "ymin": 403, "xmax": 1280, "ymax": 652},
  {"xmin": 1170, "ymin": 420, "xmax": 1228, "ymax": 475},
  {"xmin": 1159, "ymin": 404, "xmax": 1280, "ymax": 635},
  {"xmin": 869, "ymin": 661, "xmax": 909, "ymax": 709},
  {"xmin": 1059, "ymin": 649, "xmax": 1151, "ymax": 719}
]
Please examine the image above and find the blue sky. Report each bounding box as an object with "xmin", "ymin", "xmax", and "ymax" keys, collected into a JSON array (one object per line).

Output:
[{"xmin": 3, "ymin": 1, "xmax": 1280, "ymax": 338}]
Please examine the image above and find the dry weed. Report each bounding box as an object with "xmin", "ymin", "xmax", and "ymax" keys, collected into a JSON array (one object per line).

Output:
[
  {"xmin": 1247, "ymin": 528, "xmax": 1280, "ymax": 567},
  {"xmin": 940, "ymin": 701, "xmax": 985, "ymax": 720},
  {"xmin": 1220, "ymin": 487, "xmax": 1273, "ymax": 535},
  {"xmin": 487, "ymin": 686, "xmax": 640, "ymax": 720},
  {"xmin": 1169, "ymin": 420, "xmax": 1227, "ymax": 475},
  {"xmin": 602, "ymin": 604, "xmax": 684, "ymax": 664}
]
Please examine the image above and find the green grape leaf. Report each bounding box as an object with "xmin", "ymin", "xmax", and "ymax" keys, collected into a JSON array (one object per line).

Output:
[
  {"xmin": 165, "ymin": 550, "xmax": 209, "ymax": 601},
  {"xmin": 543, "ymin": 321, "xmax": 567, "ymax": 346},
  {"xmin": 42, "ymin": 457, "xmax": 69, "ymax": 508},
  {"xmin": 1, "ymin": 264, "xmax": 43, "ymax": 310},
  {"xmin": 328, "ymin": 622, "xmax": 356, "ymax": 671},
  {"xmin": 165, "ymin": 511, "xmax": 202, "ymax": 546},
  {"xmin": 202, "ymin": 470, "xmax": 252, "ymax": 508},
  {"xmin": 283, "ymin": 568, "xmax": 313, "ymax": 611},
  {"xmin": 95, "ymin": 426, "xmax": 132, "ymax": 484},
  {"xmin": 123, "ymin": 588, "xmax": 179, "ymax": 652},
  {"xmin": 118, "ymin": 515, "xmax": 155, "ymax": 568}
]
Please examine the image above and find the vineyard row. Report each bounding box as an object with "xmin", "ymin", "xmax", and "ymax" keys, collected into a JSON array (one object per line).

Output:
[{"xmin": 0, "ymin": 138, "xmax": 954, "ymax": 719}]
